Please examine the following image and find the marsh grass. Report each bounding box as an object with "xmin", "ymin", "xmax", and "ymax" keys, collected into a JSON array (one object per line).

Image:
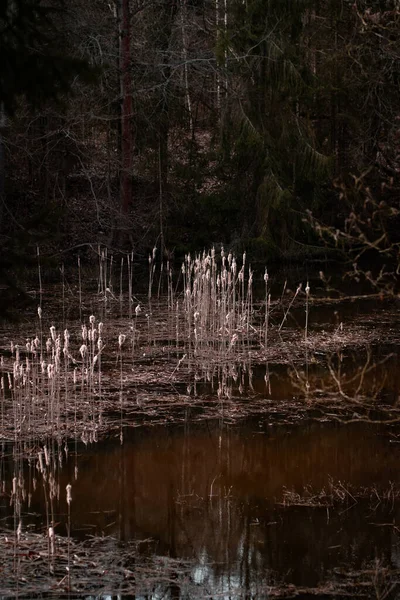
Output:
[
  {"xmin": 280, "ymin": 480, "xmax": 400, "ymax": 509},
  {"xmin": 0, "ymin": 246, "xmax": 317, "ymax": 577},
  {"xmin": 2, "ymin": 246, "xmax": 398, "ymax": 446},
  {"xmin": 0, "ymin": 317, "xmax": 107, "ymax": 445}
]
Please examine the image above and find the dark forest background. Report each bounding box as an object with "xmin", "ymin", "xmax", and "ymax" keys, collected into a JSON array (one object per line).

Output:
[{"xmin": 1, "ymin": 0, "xmax": 400, "ymax": 276}]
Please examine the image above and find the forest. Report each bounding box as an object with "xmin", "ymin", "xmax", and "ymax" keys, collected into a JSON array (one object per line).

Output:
[{"xmin": 1, "ymin": 0, "xmax": 400, "ymax": 271}]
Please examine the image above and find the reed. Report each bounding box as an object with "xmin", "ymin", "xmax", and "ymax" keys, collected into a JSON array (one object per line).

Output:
[
  {"xmin": 78, "ymin": 255, "xmax": 82, "ymax": 322},
  {"xmin": 127, "ymin": 251, "xmax": 134, "ymax": 319},
  {"xmin": 173, "ymin": 248, "xmax": 257, "ymax": 365},
  {"xmin": 2, "ymin": 315, "xmax": 108, "ymax": 446},
  {"xmin": 305, "ymin": 281, "xmax": 310, "ymax": 342},
  {"xmin": 148, "ymin": 246, "xmax": 157, "ymax": 308},
  {"xmin": 0, "ymin": 246, "xmax": 315, "ymax": 448},
  {"xmin": 37, "ymin": 245, "xmax": 43, "ymax": 310},
  {"xmin": 118, "ymin": 332, "xmax": 126, "ymax": 444},
  {"xmin": 66, "ymin": 483, "xmax": 72, "ymax": 590}
]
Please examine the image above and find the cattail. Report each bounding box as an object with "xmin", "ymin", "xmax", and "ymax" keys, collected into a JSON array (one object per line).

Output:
[
  {"xmin": 37, "ymin": 306, "xmax": 42, "ymax": 319},
  {"xmin": 118, "ymin": 334, "xmax": 126, "ymax": 347},
  {"xmin": 17, "ymin": 520, "xmax": 21, "ymax": 543},
  {"xmin": 66, "ymin": 483, "xmax": 72, "ymax": 505},
  {"xmin": 79, "ymin": 344, "xmax": 87, "ymax": 358},
  {"xmin": 305, "ymin": 281, "xmax": 310, "ymax": 341},
  {"xmin": 89, "ymin": 315, "xmax": 96, "ymax": 325},
  {"xmin": 63, "ymin": 331, "xmax": 70, "ymax": 357},
  {"xmin": 37, "ymin": 454, "xmax": 44, "ymax": 475},
  {"xmin": 50, "ymin": 326, "xmax": 56, "ymax": 342},
  {"xmin": 49, "ymin": 526, "xmax": 55, "ymax": 555},
  {"xmin": 229, "ymin": 333, "xmax": 238, "ymax": 349}
]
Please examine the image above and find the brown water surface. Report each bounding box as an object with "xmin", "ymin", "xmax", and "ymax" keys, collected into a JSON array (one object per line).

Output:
[
  {"xmin": 2, "ymin": 290, "xmax": 400, "ymax": 598},
  {"xmin": 2, "ymin": 419, "xmax": 400, "ymax": 597}
]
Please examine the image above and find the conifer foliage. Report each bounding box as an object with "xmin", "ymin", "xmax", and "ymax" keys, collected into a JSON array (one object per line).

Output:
[
  {"xmin": 1, "ymin": 0, "xmax": 400, "ymax": 259},
  {"xmin": 0, "ymin": 0, "xmax": 89, "ymax": 114}
]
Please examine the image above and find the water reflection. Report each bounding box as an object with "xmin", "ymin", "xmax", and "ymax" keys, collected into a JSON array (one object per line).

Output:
[{"xmin": 2, "ymin": 420, "xmax": 400, "ymax": 596}]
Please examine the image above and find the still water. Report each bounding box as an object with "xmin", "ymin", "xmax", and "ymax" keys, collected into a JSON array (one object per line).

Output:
[
  {"xmin": 2, "ymin": 285, "xmax": 400, "ymax": 597},
  {"xmin": 2, "ymin": 419, "xmax": 400, "ymax": 597}
]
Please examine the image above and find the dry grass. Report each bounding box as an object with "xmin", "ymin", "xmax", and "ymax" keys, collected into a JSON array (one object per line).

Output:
[
  {"xmin": 1, "ymin": 527, "xmax": 398, "ymax": 599},
  {"xmin": 0, "ymin": 528, "xmax": 201, "ymax": 598},
  {"xmin": 2, "ymin": 246, "xmax": 400, "ymax": 445}
]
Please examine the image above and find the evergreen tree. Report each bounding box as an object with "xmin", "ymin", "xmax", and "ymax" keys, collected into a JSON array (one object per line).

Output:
[
  {"xmin": 218, "ymin": 0, "xmax": 331, "ymax": 253},
  {"xmin": 0, "ymin": 0, "xmax": 92, "ymax": 317},
  {"xmin": 0, "ymin": 0, "xmax": 89, "ymax": 115}
]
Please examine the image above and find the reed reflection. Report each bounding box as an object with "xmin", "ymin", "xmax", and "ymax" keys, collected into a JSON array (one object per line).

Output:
[{"xmin": 5, "ymin": 420, "xmax": 397, "ymax": 592}]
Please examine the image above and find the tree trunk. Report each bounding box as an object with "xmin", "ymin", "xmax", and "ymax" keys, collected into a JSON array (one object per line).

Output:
[
  {"xmin": 0, "ymin": 104, "xmax": 6, "ymax": 230},
  {"xmin": 120, "ymin": 0, "xmax": 133, "ymax": 216},
  {"xmin": 180, "ymin": 0, "xmax": 193, "ymax": 132},
  {"xmin": 158, "ymin": 0, "xmax": 178, "ymax": 255}
]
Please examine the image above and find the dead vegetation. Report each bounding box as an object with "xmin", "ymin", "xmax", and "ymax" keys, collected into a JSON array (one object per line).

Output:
[{"xmin": 1, "ymin": 248, "xmax": 400, "ymax": 598}]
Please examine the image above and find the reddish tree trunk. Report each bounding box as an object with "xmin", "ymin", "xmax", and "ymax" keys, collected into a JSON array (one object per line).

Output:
[{"xmin": 121, "ymin": 0, "xmax": 133, "ymax": 215}]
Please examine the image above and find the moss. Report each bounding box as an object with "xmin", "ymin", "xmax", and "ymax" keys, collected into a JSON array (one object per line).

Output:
[{"xmin": 242, "ymin": 236, "xmax": 281, "ymax": 263}]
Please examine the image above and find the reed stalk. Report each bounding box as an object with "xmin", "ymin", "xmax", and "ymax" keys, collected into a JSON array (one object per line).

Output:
[
  {"xmin": 305, "ymin": 281, "xmax": 310, "ymax": 341},
  {"xmin": 279, "ymin": 284, "xmax": 302, "ymax": 331},
  {"xmin": 118, "ymin": 333, "xmax": 125, "ymax": 444},
  {"xmin": 148, "ymin": 246, "xmax": 157, "ymax": 309},
  {"xmin": 66, "ymin": 483, "xmax": 72, "ymax": 590},
  {"xmin": 37, "ymin": 245, "xmax": 43, "ymax": 310},
  {"xmin": 78, "ymin": 256, "xmax": 82, "ymax": 322}
]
